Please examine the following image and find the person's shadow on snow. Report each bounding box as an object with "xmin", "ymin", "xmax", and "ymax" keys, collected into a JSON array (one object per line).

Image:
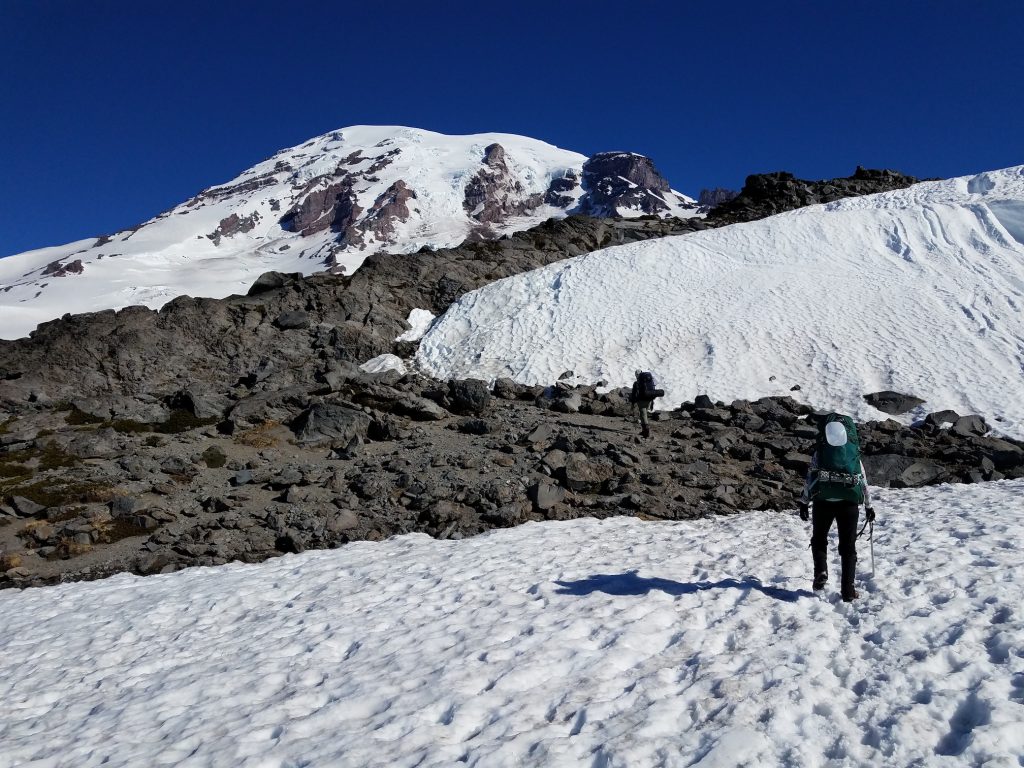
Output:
[{"xmin": 554, "ymin": 570, "xmax": 813, "ymax": 602}]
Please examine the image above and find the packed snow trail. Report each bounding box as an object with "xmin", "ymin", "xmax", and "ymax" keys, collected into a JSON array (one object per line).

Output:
[
  {"xmin": 419, "ymin": 165, "xmax": 1024, "ymax": 438},
  {"xmin": 2, "ymin": 481, "xmax": 1023, "ymax": 767}
]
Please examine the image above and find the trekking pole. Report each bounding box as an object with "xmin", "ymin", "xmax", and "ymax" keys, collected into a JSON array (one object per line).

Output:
[{"xmin": 869, "ymin": 519, "xmax": 875, "ymax": 576}]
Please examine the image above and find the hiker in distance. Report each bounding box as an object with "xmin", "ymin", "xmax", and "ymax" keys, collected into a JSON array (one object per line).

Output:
[
  {"xmin": 630, "ymin": 370, "xmax": 665, "ymax": 438},
  {"xmin": 797, "ymin": 413, "xmax": 876, "ymax": 602}
]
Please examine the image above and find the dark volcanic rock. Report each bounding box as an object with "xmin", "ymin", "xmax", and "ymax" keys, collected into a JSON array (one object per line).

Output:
[
  {"xmin": 952, "ymin": 415, "xmax": 987, "ymax": 438},
  {"xmin": 446, "ymin": 379, "xmax": 491, "ymax": 415},
  {"xmin": 698, "ymin": 188, "xmax": 738, "ymax": 208},
  {"xmin": 273, "ymin": 310, "xmax": 310, "ymax": 330},
  {"xmin": 893, "ymin": 460, "xmax": 946, "ymax": 488},
  {"xmin": 579, "ymin": 152, "xmax": 692, "ymax": 217},
  {"xmin": 864, "ymin": 391, "xmax": 926, "ymax": 415},
  {"xmin": 562, "ymin": 452, "xmax": 615, "ymax": 493},
  {"xmin": 292, "ymin": 403, "xmax": 371, "ymax": 448},
  {"xmin": 281, "ymin": 176, "xmax": 362, "ymax": 239},
  {"xmin": 707, "ymin": 167, "xmax": 921, "ymax": 226},
  {"xmin": 247, "ymin": 271, "xmax": 301, "ymax": 296}
]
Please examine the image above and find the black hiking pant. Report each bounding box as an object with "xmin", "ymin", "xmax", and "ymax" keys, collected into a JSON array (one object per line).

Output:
[{"xmin": 811, "ymin": 500, "xmax": 860, "ymax": 594}]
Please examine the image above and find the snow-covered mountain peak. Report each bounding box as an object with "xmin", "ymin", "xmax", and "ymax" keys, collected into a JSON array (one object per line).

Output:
[{"xmin": 0, "ymin": 126, "xmax": 699, "ymax": 340}]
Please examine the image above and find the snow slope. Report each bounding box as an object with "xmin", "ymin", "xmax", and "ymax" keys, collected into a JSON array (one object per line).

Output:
[
  {"xmin": 419, "ymin": 166, "xmax": 1024, "ymax": 437},
  {"xmin": 1, "ymin": 480, "xmax": 1022, "ymax": 766},
  {"xmin": 0, "ymin": 127, "xmax": 591, "ymax": 340}
]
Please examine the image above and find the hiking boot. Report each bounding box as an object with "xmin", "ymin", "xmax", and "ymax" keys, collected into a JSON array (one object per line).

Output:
[
  {"xmin": 840, "ymin": 554, "xmax": 857, "ymax": 602},
  {"xmin": 812, "ymin": 549, "xmax": 828, "ymax": 591},
  {"xmin": 641, "ymin": 426, "xmax": 650, "ymax": 439}
]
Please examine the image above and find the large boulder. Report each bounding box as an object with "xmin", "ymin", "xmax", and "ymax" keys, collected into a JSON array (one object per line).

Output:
[
  {"xmin": 171, "ymin": 384, "xmax": 231, "ymax": 420},
  {"xmin": 924, "ymin": 410, "xmax": 960, "ymax": 429},
  {"xmin": 446, "ymin": 379, "xmax": 491, "ymax": 415},
  {"xmin": 228, "ymin": 387, "xmax": 311, "ymax": 429},
  {"xmin": 528, "ymin": 481, "xmax": 566, "ymax": 512},
  {"xmin": 291, "ymin": 404, "xmax": 371, "ymax": 448},
  {"xmin": 892, "ymin": 460, "xmax": 946, "ymax": 488},
  {"xmin": 863, "ymin": 454, "xmax": 915, "ymax": 487},
  {"xmin": 863, "ymin": 391, "xmax": 925, "ymax": 415},
  {"xmin": 971, "ymin": 437, "xmax": 1024, "ymax": 469},
  {"xmin": 562, "ymin": 453, "xmax": 615, "ymax": 493},
  {"xmin": 952, "ymin": 415, "xmax": 987, "ymax": 438}
]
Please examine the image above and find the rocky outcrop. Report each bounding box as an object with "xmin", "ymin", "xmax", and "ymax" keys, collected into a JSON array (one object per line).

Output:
[
  {"xmin": 41, "ymin": 259, "xmax": 85, "ymax": 278},
  {"xmin": 463, "ymin": 143, "xmax": 544, "ymax": 230},
  {"xmin": 863, "ymin": 391, "xmax": 926, "ymax": 415},
  {"xmin": 579, "ymin": 152, "xmax": 695, "ymax": 217},
  {"xmin": 708, "ymin": 167, "xmax": 922, "ymax": 225},
  {"xmin": 544, "ymin": 171, "xmax": 580, "ymax": 207},
  {"xmin": 361, "ymin": 180, "xmax": 417, "ymax": 241},
  {"xmin": 281, "ymin": 177, "xmax": 362, "ymax": 239},
  {"xmin": 698, "ymin": 188, "xmax": 738, "ymax": 208},
  {"xmin": 207, "ymin": 212, "xmax": 261, "ymax": 245}
]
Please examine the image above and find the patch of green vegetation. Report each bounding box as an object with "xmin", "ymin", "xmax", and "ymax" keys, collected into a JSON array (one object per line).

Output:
[
  {"xmin": 96, "ymin": 517, "xmax": 150, "ymax": 544},
  {"xmin": 144, "ymin": 435, "xmax": 164, "ymax": 448},
  {"xmin": 65, "ymin": 408, "xmax": 106, "ymax": 426},
  {"xmin": 36, "ymin": 428, "xmax": 55, "ymax": 438},
  {"xmin": 155, "ymin": 410, "xmax": 217, "ymax": 434},
  {"xmin": 201, "ymin": 445, "xmax": 227, "ymax": 468},
  {"xmin": 64, "ymin": 406, "xmax": 215, "ymax": 436},
  {"xmin": 0, "ymin": 441, "xmax": 80, "ymax": 497},
  {"xmin": 0, "ymin": 418, "xmax": 13, "ymax": 435},
  {"xmin": 2, "ymin": 479, "xmax": 115, "ymax": 509},
  {"xmin": 0, "ymin": 463, "xmax": 33, "ymax": 480},
  {"xmin": 36, "ymin": 442, "xmax": 80, "ymax": 471},
  {"xmin": 108, "ymin": 419, "xmax": 152, "ymax": 434}
]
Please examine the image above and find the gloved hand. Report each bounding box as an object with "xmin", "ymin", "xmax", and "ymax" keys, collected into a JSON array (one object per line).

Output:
[
  {"xmin": 865, "ymin": 506, "xmax": 876, "ymax": 522},
  {"xmin": 798, "ymin": 503, "xmax": 809, "ymax": 522}
]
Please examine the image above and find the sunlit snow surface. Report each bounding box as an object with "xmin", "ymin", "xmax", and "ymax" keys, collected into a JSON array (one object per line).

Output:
[
  {"xmin": 419, "ymin": 166, "xmax": 1024, "ymax": 438},
  {"xmin": 2, "ymin": 481, "xmax": 1023, "ymax": 767}
]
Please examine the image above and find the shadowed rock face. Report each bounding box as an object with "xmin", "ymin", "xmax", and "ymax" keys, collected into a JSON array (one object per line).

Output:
[
  {"xmin": 698, "ymin": 188, "xmax": 739, "ymax": 208},
  {"xmin": 579, "ymin": 152, "xmax": 686, "ymax": 216},
  {"xmin": 362, "ymin": 181, "xmax": 417, "ymax": 242},
  {"xmin": 281, "ymin": 177, "xmax": 363, "ymax": 238},
  {"xmin": 544, "ymin": 171, "xmax": 580, "ymax": 207}
]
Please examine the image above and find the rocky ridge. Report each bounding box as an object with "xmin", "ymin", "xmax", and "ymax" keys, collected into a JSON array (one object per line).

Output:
[{"xmin": 1, "ymin": 369, "xmax": 1019, "ymax": 589}]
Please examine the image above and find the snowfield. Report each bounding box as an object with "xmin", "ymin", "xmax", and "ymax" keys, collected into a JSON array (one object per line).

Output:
[
  {"xmin": 2, "ymin": 480, "xmax": 1023, "ymax": 767},
  {"xmin": 418, "ymin": 165, "xmax": 1024, "ymax": 438}
]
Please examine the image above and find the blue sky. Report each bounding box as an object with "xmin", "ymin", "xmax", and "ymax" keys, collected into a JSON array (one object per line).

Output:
[{"xmin": 2, "ymin": 0, "xmax": 1022, "ymax": 257}]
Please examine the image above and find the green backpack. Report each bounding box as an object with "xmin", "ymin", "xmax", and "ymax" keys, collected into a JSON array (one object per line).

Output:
[{"xmin": 811, "ymin": 413, "xmax": 865, "ymax": 503}]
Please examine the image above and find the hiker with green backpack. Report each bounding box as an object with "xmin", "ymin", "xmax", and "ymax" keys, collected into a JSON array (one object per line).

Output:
[{"xmin": 797, "ymin": 413, "xmax": 876, "ymax": 602}]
